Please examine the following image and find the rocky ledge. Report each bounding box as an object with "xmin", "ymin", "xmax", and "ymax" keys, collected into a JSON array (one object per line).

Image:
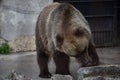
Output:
[{"xmin": 78, "ymin": 65, "xmax": 120, "ymax": 80}]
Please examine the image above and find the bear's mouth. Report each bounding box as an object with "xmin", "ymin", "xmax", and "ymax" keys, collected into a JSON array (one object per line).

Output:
[
  {"xmin": 62, "ymin": 44, "xmax": 82, "ymax": 56},
  {"xmin": 61, "ymin": 37, "xmax": 89, "ymax": 56}
]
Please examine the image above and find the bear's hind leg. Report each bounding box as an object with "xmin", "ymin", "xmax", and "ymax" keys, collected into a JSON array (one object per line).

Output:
[
  {"xmin": 53, "ymin": 50, "xmax": 70, "ymax": 75},
  {"xmin": 37, "ymin": 50, "xmax": 51, "ymax": 78}
]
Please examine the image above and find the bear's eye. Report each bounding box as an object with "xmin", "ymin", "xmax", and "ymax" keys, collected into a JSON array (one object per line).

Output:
[
  {"xmin": 56, "ymin": 35, "xmax": 64, "ymax": 45},
  {"xmin": 74, "ymin": 29, "xmax": 84, "ymax": 37}
]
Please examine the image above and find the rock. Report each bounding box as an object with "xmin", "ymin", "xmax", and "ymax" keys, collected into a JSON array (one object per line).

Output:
[
  {"xmin": 4, "ymin": 70, "xmax": 33, "ymax": 80},
  {"xmin": 4, "ymin": 71, "xmax": 73, "ymax": 80},
  {"xmin": 0, "ymin": 38, "xmax": 6, "ymax": 46},
  {"xmin": 51, "ymin": 74, "xmax": 73, "ymax": 80},
  {"xmin": 0, "ymin": 78, "xmax": 4, "ymax": 80},
  {"xmin": 95, "ymin": 76, "xmax": 106, "ymax": 80},
  {"xmin": 78, "ymin": 65, "xmax": 120, "ymax": 80},
  {"xmin": 8, "ymin": 35, "xmax": 36, "ymax": 52}
]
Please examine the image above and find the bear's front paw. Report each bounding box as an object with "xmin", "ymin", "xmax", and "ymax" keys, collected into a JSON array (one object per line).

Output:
[
  {"xmin": 39, "ymin": 73, "xmax": 51, "ymax": 78},
  {"xmin": 81, "ymin": 61, "xmax": 93, "ymax": 67},
  {"xmin": 92, "ymin": 60, "xmax": 99, "ymax": 66}
]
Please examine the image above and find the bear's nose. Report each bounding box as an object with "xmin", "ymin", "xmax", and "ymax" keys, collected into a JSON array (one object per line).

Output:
[{"xmin": 70, "ymin": 39, "xmax": 75, "ymax": 43}]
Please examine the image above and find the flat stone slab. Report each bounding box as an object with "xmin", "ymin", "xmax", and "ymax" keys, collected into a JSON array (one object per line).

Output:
[
  {"xmin": 78, "ymin": 65, "xmax": 120, "ymax": 80},
  {"xmin": 51, "ymin": 75, "xmax": 73, "ymax": 80},
  {"xmin": 4, "ymin": 71, "xmax": 73, "ymax": 80}
]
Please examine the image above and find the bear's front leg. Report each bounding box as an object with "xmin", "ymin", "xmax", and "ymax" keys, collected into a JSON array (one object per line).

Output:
[
  {"xmin": 37, "ymin": 50, "xmax": 51, "ymax": 78},
  {"xmin": 88, "ymin": 41, "xmax": 99, "ymax": 66},
  {"xmin": 53, "ymin": 50, "xmax": 70, "ymax": 75}
]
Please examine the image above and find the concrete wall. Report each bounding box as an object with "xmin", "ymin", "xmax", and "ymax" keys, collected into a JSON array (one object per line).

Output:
[{"xmin": 0, "ymin": 0, "xmax": 53, "ymax": 41}]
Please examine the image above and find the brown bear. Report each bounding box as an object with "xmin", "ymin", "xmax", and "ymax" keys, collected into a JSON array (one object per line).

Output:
[{"xmin": 35, "ymin": 2, "xmax": 99, "ymax": 78}]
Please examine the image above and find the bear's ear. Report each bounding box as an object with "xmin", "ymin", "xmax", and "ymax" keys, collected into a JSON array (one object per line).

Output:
[{"xmin": 56, "ymin": 34, "xmax": 64, "ymax": 45}]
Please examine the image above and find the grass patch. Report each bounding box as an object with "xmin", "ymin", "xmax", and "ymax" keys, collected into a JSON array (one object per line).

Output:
[
  {"xmin": 0, "ymin": 43, "xmax": 12, "ymax": 54},
  {"xmin": 83, "ymin": 73, "xmax": 91, "ymax": 78}
]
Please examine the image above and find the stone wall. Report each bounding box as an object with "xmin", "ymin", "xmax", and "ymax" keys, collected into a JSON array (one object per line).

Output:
[
  {"xmin": 0, "ymin": 0, "xmax": 53, "ymax": 52},
  {"xmin": 8, "ymin": 35, "xmax": 36, "ymax": 52},
  {"xmin": 0, "ymin": 0, "xmax": 53, "ymax": 41}
]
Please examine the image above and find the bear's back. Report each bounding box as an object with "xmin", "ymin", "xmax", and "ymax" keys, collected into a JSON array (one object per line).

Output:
[
  {"xmin": 36, "ymin": 2, "xmax": 60, "ymax": 37},
  {"xmin": 36, "ymin": 3, "xmax": 60, "ymax": 53}
]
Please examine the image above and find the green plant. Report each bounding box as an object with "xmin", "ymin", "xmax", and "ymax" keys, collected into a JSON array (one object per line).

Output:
[
  {"xmin": 0, "ymin": 43, "xmax": 12, "ymax": 54},
  {"xmin": 83, "ymin": 73, "xmax": 91, "ymax": 78}
]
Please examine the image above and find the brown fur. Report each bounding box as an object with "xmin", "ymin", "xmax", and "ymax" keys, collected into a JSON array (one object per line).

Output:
[{"xmin": 35, "ymin": 3, "xmax": 99, "ymax": 78}]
